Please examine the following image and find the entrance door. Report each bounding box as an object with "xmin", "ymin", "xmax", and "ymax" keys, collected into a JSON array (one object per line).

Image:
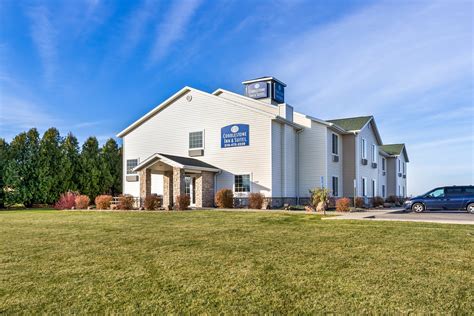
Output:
[{"xmin": 185, "ymin": 176, "xmax": 196, "ymax": 206}]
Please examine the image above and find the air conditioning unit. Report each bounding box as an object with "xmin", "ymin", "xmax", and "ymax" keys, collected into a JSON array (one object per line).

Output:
[
  {"xmin": 371, "ymin": 162, "xmax": 377, "ymax": 168},
  {"xmin": 361, "ymin": 159, "xmax": 368, "ymax": 165},
  {"xmin": 398, "ymin": 172, "xmax": 402, "ymax": 177},
  {"xmin": 332, "ymin": 155, "xmax": 339, "ymax": 162},
  {"xmin": 188, "ymin": 149, "xmax": 204, "ymax": 157},
  {"xmin": 382, "ymin": 171, "xmax": 386, "ymax": 176},
  {"xmin": 126, "ymin": 175, "xmax": 139, "ymax": 182},
  {"xmin": 403, "ymin": 174, "xmax": 406, "ymax": 178}
]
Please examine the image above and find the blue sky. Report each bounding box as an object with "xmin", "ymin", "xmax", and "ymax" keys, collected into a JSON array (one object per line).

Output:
[{"xmin": 0, "ymin": 0, "xmax": 473, "ymax": 194}]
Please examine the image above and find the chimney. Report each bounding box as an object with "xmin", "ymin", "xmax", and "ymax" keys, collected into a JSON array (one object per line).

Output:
[
  {"xmin": 278, "ymin": 104, "xmax": 293, "ymax": 122},
  {"xmin": 242, "ymin": 76, "xmax": 286, "ymax": 106}
]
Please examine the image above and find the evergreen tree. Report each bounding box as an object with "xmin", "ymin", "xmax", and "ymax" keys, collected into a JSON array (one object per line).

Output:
[
  {"xmin": 101, "ymin": 138, "xmax": 122, "ymax": 195},
  {"xmin": 79, "ymin": 136, "xmax": 102, "ymax": 199},
  {"xmin": 38, "ymin": 128, "xmax": 63, "ymax": 204},
  {"xmin": 4, "ymin": 129, "xmax": 41, "ymax": 206},
  {"xmin": 0, "ymin": 138, "xmax": 9, "ymax": 208},
  {"xmin": 60, "ymin": 133, "xmax": 80, "ymax": 193}
]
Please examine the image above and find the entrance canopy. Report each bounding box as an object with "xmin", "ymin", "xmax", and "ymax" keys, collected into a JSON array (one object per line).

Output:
[{"xmin": 133, "ymin": 153, "xmax": 220, "ymax": 173}]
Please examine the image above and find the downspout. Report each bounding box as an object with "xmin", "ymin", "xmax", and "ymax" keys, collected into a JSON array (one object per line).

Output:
[{"xmin": 296, "ymin": 128, "xmax": 303, "ymax": 204}]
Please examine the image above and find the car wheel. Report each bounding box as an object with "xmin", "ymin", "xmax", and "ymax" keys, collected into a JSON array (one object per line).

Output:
[
  {"xmin": 467, "ymin": 203, "xmax": 474, "ymax": 214},
  {"xmin": 412, "ymin": 203, "xmax": 425, "ymax": 213}
]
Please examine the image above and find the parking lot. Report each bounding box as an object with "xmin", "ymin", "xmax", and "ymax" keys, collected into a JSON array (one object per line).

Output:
[
  {"xmin": 371, "ymin": 210, "xmax": 474, "ymax": 225},
  {"xmin": 326, "ymin": 209, "xmax": 474, "ymax": 225}
]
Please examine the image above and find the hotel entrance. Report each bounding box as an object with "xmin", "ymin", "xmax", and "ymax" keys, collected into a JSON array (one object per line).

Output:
[{"xmin": 185, "ymin": 175, "xmax": 196, "ymax": 206}]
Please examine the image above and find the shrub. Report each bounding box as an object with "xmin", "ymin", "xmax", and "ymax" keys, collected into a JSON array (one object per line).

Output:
[
  {"xmin": 118, "ymin": 194, "xmax": 135, "ymax": 210},
  {"xmin": 215, "ymin": 189, "xmax": 233, "ymax": 208},
  {"xmin": 95, "ymin": 195, "xmax": 112, "ymax": 210},
  {"xmin": 355, "ymin": 197, "xmax": 365, "ymax": 208},
  {"xmin": 54, "ymin": 192, "xmax": 76, "ymax": 210},
  {"xmin": 386, "ymin": 195, "xmax": 399, "ymax": 204},
  {"xmin": 248, "ymin": 192, "xmax": 264, "ymax": 209},
  {"xmin": 373, "ymin": 196, "xmax": 384, "ymax": 207},
  {"xmin": 144, "ymin": 194, "xmax": 162, "ymax": 210},
  {"xmin": 336, "ymin": 197, "xmax": 351, "ymax": 212},
  {"xmin": 75, "ymin": 195, "xmax": 90, "ymax": 209},
  {"xmin": 175, "ymin": 194, "xmax": 190, "ymax": 211},
  {"xmin": 309, "ymin": 188, "xmax": 330, "ymax": 213}
]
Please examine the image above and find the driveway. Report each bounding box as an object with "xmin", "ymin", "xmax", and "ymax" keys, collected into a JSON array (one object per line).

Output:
[{"xmin": 325, "ymin": 209, "xmax": 474, "ymax": 225}]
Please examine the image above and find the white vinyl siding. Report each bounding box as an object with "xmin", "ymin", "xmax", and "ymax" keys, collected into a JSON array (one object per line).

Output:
[{"xmin": 123, "ymin": 90, "xmax": 274, "ymax": 197}]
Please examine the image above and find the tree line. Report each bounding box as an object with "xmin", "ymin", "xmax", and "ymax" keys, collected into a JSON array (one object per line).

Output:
[{"xmin": 0, "ymin": 128, "xmax": 122, "ymax": 208}]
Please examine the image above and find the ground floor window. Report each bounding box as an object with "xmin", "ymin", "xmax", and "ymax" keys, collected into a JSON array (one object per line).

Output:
[
  {"xmin": 234, "ymin": 174, "xmax": 250, "ymax": 193},
  {"xmin": 371, "ymin": 179, "xmax": 376, "ymax": 197},
  {"xmin": 332, "ymin": 176, "xmax": 339, "ymax": 197},
  {"xmin": 402, "ymin": 186, "xmax": 405, "ymax": 197},
  {"xmin": 398, "ymin": 185, "xmax": 401, "ymax": 196},
  {"xmin": 362, "ymin": 177, "xmax": 367, "ymax": 197},
  {"xmin": 382, "ymin": 185, "xmax": 386, "ymax": 198}
]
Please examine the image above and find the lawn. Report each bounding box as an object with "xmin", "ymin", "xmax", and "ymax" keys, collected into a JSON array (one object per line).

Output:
[{"xmin": 1, "ymin": 210, "xmax": 473, "ymax": 313}]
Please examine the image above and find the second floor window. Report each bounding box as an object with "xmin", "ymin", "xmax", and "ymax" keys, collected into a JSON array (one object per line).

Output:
[
  {"xmin": 382, "ymin": 157, "xmax": 386, "ymax": 171},
  {"xmin": 361, "ymin": 138, "xmax": 367, "ymax": 159},
  {"xmin": 189, "ymin": 131, "xmax": 203, "ymax": 149},
  {"xmin": 332, "ymin": 134, "xmax": 338, "ymax": 155},
  {"xmin": 127, "ymin": 159, "xmax": 138, "ymax": 174},
  {"xmin": 371, "ymin": 144, "xmax": 376, "ymax": 162}
]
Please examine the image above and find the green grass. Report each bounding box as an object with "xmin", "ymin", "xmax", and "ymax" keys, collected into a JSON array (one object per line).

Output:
[{"xmin": 1, "ymin": 210, "xmax": 473, "ymax": 313}]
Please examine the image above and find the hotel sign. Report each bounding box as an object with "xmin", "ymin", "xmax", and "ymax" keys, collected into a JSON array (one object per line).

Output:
[
  {"xmin": 273, "ymin": 81, "xmax": 285, "ymax": 103},
  {"xmin": 245, "ymin": 82, "xmax": 268, "ymax": 99},
  {"xmin": 221, "ymin": 124, "xmax": 249, "ymax": 148}
]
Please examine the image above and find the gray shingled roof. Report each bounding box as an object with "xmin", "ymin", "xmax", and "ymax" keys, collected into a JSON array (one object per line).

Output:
[
  {"xmin": 326, "ymin": 116, "xmax": 373, "ymax": 131},
  {"xmin": 159, "ymin": 153, "xmax": 218, "ymax": 169}
]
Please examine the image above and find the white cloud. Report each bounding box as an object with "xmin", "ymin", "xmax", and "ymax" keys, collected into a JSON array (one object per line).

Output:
[
  {"xmin": 149, "ymin": 0, "xmax": 202, "ymax": 65},
  {"xmin": 27, "ymin": 6, "xmax": 57, "ymax": 83}
]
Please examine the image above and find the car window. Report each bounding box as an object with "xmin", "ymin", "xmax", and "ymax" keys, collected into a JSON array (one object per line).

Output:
[
  {"xmin": 426, "ymin": 188, "xmax": 445, "ymax": 198},
  {"xmin": 446, "ymin": 187, "xmax": 463, "ymax": 196},
  {"xmin": 464, "ymin": 187, "xmax": 474, "ymax": 195}
]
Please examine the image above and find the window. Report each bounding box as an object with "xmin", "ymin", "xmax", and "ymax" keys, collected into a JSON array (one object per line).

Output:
[
  {"xmin": 426, "ymin": 188, "xmax": 444, "ymax": 198},
  {"xmin": 398, "ymin": 159, "xmax": 401, "ymax": 172},
  {"xmin": 361, "ymin": 138, "xmax": 367, "ymax": 159},
  {"xmin": 398, "ymin": 185, "xmax": 401, "ymax": 196},
  {"xmin": 402, "ymin": 186, "xmax": 405, "ymax": 197},
  {"xmin": 127, "ymin": 159, "xmax": 138, "ymax": 174},
  {"xmin": 332, "ymin": 134, "xmax": 339, "ymax": 155},
  {"xmin": 189, "ymin": 131, "xmax": 203, "ymax": 149},
  {"xmin": 403, "ymin": 162, "xmax": 406, "ymax": 174},
  {"xmin": 382, "ymin": 185, "xmax": 386, "ymax": 198},
  {"xmin": 362, "ymin": 177, "xmax": 367, "ymax": 196},
  {"xmin": 446, "ymin": 187, "xmax": 463, "ymax": 196},
  {"xmin": 371, "ymin": 179, "xmax": 376, "ymax": 197},
  {"xmin": 332, "ymin": 176, "xmax": 339, "ymax": 197},
  {"xmin": 371, "ymin": 144, "xmax": 376, "ymax": 162},
  {"xmin": 464, "ymin": 187, "xmax": 474, "ymax": 195},
  {"xmin": 234, "ymin": 174, "xmax": 251, "ymax": 193},
  {"xmin": 382, "ymin": 157, "xmax": 386, "ymax": 171}
]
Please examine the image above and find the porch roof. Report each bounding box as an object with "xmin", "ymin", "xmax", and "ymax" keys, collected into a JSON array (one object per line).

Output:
[{"xmin": 133, "ymin": 153, "xmax": 220, "ymax": 173}]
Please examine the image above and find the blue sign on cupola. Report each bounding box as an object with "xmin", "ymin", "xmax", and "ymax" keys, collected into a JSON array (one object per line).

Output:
[{"xmin": 221, "ymin": 124, "xmax": 249, "ymax": 148}]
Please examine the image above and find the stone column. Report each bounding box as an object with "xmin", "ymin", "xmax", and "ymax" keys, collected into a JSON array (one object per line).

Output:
[
  {"xmin": 172, "ymin": 167, "xmax": 185, "ymax": 204},
  {"xmin": 163, "ymin": 171, "xmax": 173, "ymax": 210},
  {"xmin": 195, "ymin": 171, "xmax": 215, "ymax": 208},
  {"xmin": 139, "ymin": 169, "xmax": 151, "ymax": 199}
]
